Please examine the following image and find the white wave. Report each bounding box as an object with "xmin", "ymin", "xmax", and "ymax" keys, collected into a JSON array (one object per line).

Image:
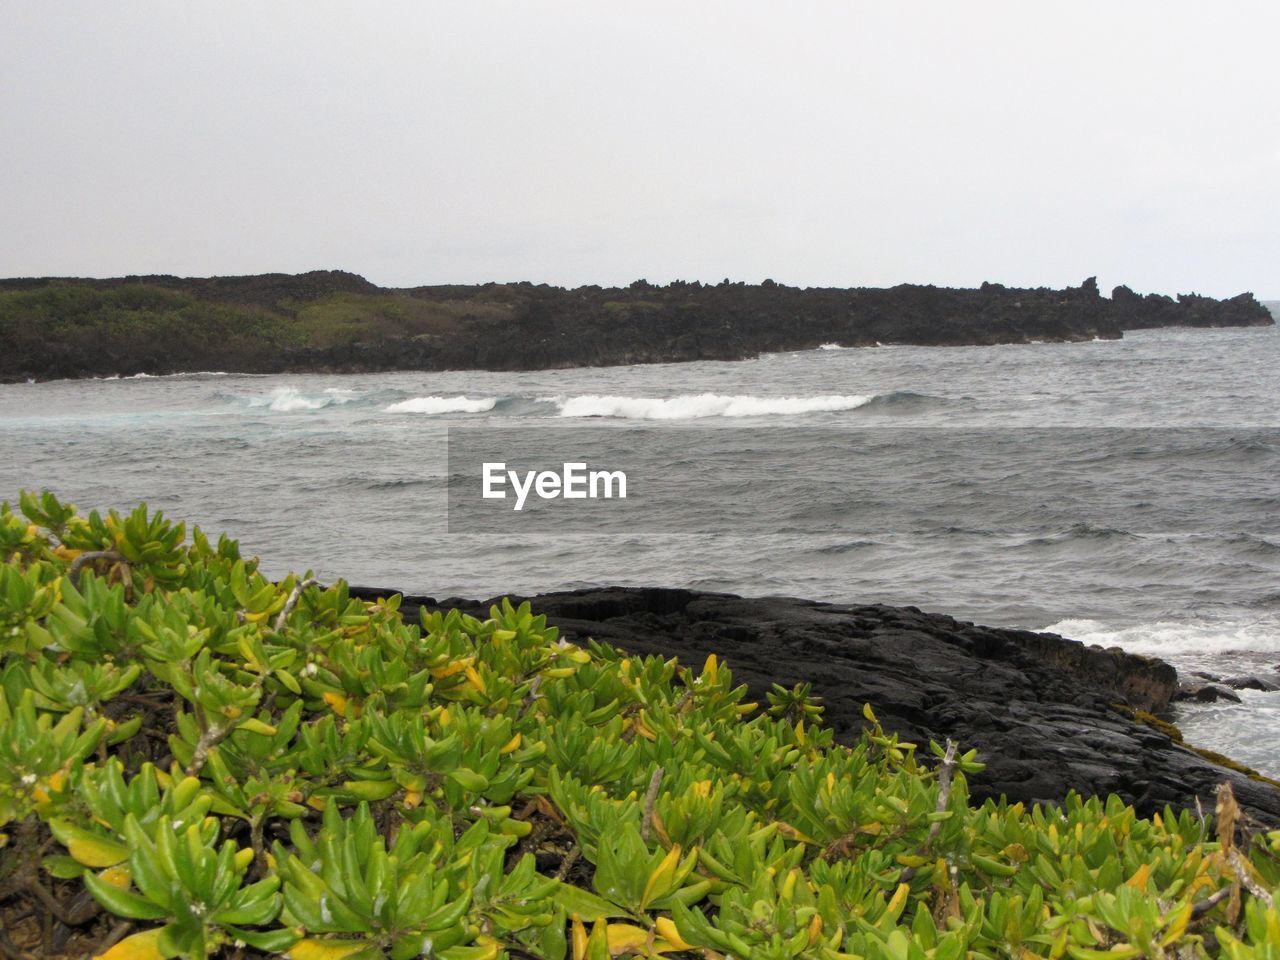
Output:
[
  {"xmin": 553, "ymin": 393, "xmax": 873, "ymax": 419},
  {"xmin": 384, "ymin": 395, "xmax": 497, "ymax": 414},
  {"xmin": 93, "ymin": 371, "xmax": 231, "ymax": 381},
  {"xmin": 818, "ymin": 343, "xmax": 846, "ymax": 351},
  {"xmin": 246, "ymin": 387, "xmax": 360, "ymax": 412},
  {"xmin": 1042, "ymin": 616, "xmax": 1280, "ymax": 657}
]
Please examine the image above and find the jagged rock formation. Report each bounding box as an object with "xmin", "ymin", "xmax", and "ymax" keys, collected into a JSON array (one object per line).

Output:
[
  {"xmin": 0, "ymin": 272, "xmax": 1271, "ymax": 381},
  {"xmin": 1111, "ymin": 285, "xmax": 1273, "ymax": 329},
  {"xmin": 349, "ymin": 585, "xmax": 1280, "ymax": 824}
]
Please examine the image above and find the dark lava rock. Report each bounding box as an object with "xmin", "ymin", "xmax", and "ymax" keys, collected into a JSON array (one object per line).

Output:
[
  {"xmin": 1188, "ymin": 670, "xmax": 1223, "ymax": 683},
  {"xmin": 2, "ymin": 272, "xmax": 1272, "ymax": 382},
  {"xmin": 1175, "ymin": 682, "xmax": 1244, "ymax": 704},
  {"xmin": 1224, "ymin": 675, "xmax": 1280, "ymax": 692},
  {"xmin": 349, "ymin": 585, "xmax": 1280, "ymax": 824},
  {"xmin": 1111, "ymin": 285, "xmax": 1274, "ymax": 330}
]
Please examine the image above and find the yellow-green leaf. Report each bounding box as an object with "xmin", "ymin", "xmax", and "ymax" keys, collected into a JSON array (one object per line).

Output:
[
  {"xmin": 96, "ymin": 928, "xmax": 164, "ymax": 960},
  {"xmin": 236, "ymin": 717, "xmax": 278, "ymax": 736},
  {"xmin": 288, "ymin": 939, "xmax": 371, "ymax": 960},
  {"xmin": 68, "ymin": 834, "xmax": 130, "ymax": 868},
  {"xmin": 640, "ymin": 845, "xmax": 681, "ymax": 910}
]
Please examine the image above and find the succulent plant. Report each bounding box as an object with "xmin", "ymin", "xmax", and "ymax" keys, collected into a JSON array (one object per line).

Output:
[{"xmin": 2, "ymin": 490, "xmax": 1280, "ymax": 959}]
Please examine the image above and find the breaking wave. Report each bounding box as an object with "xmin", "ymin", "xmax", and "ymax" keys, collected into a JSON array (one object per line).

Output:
[
  {"xmin": 94, "ymin": 371, "xmax": 231, "ymax": 381},
  {"xmin": 245, "ymin": 387, "xmax": 361, "ymax": 412},
  {"xmin": 858, "ymin": 390, "xmax": 953, "ymax": 411},
  {"xmin": 384, "ymin": 395, "xmax": 498, "ymax": 414},
  {"xmin": 1041, "ymin": 616, "xmax": 1280, "ymax": 657}
]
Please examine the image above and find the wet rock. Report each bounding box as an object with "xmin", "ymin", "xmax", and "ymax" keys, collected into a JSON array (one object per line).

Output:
[
  {"xmin": 1224, "ymin": 675, "xmax": 1280, "ymax": 692},
  {"xmin": 1189, "ymin": 670, "xmax": 1224, "ymax": 683},
  {"xmin": 349, "ymin": 585, "xmax": 1280, "ymax": 824},
  {"xmin": 1176, "ymin": 682, "xmax": 1244, "ymax": 703}
]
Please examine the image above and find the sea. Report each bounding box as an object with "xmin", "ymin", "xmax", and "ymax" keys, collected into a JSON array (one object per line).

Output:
[{"xmin": 2, "ymin": 326, "xmax": 1278, "ymax": 774}]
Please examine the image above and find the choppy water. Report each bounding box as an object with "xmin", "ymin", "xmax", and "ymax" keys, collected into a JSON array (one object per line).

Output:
[{"xmin": 2, "ymin": 327, "xmax": 1278, "ymax": 773}]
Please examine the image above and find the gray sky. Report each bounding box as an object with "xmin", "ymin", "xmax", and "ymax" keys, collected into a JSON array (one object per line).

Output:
[{"xmin": 2, "ymin": 2, "xmax": 1277, "ymax": 297}]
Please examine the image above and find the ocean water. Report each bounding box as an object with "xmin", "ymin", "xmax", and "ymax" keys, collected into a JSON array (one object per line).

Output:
[{"xmin": 2, "ymin": 326, "xmax": 1278, "ymax": 773}]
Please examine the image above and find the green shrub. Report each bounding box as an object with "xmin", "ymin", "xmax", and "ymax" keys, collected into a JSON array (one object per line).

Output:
[{"xmin": 2, "ymin": 489, "xmax": 1280, "ymax": 958}]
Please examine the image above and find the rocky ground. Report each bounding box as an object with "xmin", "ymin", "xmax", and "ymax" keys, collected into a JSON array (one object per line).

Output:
[{"xmin": 350, "ymin": 585, "xmax": 1280, "ymax": 824}]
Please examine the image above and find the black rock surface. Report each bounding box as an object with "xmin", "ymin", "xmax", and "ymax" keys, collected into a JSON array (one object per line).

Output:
[
  {"xmin": 349, "ymin": 585, "xmax": 1280, "ymax": 824},
  {"xmin": 1177, "ymin": 681, "xmax": 1245, "ymax": 703},
  {"xmin": 1223, "ymin": 675, "xmax": 1280, "ymax": 693}
]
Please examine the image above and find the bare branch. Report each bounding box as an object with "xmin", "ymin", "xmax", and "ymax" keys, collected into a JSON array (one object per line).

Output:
[
  {"xmin": 1229, "ymin": 847, "xmax": 1275, "ymax": 907},
  {"xmin": 641, "ymin": 765, "xmax": 665, "ymax": 843},
  {"xmin": 66, "ymin": 550, "xmax": 126, "ymax": 586},
  {"xmin": 554, "ymin": 844, "xmax": 581, "ymax": 882},
  {"xmin": 896, "ymin": 740, "xmax": 959, "ymax": 881},
  {"xmin": 21, "ymin": 878, "xmax": 98, "ymax": 926},
  {"xmin": 96, "ymin": 921, "xmax": 135, "ymax": 955},
  {"xmin": 923, "ymin": 740, "xmax": 959, "ymax": 855},
  {"xmin": 185, "ymin": 722, "xmax": 228, "ymax": 778},
  {"xmin": 273, "ymin": 577, "xmax": 320, "ymax": 633},
  {"xmin": 1190, "ymin": 886, "xmax": 1231, "ymax": 920}
]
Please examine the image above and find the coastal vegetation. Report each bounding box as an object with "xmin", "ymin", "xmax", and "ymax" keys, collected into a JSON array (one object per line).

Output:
[
  {"xmin": 3, "ymin": 492, "xmax": 1280, "ymax": 959},
  {"xmin": 0, "ymin": 280, "xmax": 516, "ymax": 381},
  {"xmin": 0, "ymin": 272, "xmax": 1271, "ymax": 382}
]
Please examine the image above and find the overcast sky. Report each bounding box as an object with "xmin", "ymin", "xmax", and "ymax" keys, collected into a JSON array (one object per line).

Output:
[{"xmin": 2, "ymin": 2, "xmax": 1277, "ymax": 297}]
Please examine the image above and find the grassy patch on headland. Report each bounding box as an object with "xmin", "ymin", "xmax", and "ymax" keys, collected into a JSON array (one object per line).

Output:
[
  {"xmin": 0, "ymin": 281, "xmax": 524, "ymax": 379},
  {"xmin": 288, "ymin": 292, "xmax": 513, "ymax": 349},
  {"xmin": 0, "ymin": 285, "xmax": 301, "ymax": 378},
  {"xmin": 3, "ymin": 491, "xmax": 1280, "ymax": 958}
]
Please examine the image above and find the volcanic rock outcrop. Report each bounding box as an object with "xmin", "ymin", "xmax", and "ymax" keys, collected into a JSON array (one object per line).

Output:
[
  {"xmin": 350, "ymin": 585, "xmax": 1280, "ymax": 824},
  {"xmin": 1, "ymin": 272, "xmax": 1271, "ymax": 381}
]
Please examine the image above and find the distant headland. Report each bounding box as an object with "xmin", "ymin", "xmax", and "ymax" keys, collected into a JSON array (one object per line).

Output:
[{"xmin": 0, "ymin": 271, "xmax": 1271, "ymax": 382}]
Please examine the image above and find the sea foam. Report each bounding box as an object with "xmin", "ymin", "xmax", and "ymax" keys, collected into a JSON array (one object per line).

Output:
[
  {"xmin": 1042, "ymin": 616, "xmax": 1280, "ymax": 658},
  {"xmin": 246, "ymin": 387, "xmax": 360, "ymax": 412},
  {"xmin": 384, "ymin": 395, "xmax": 497, "ymax": 414},
  {"xmin": 553, "ymin": 393, "xmax": 873, "ymax": 419}
]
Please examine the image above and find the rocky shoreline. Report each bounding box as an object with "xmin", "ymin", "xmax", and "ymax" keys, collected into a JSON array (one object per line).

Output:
[
  {"xmin": 1, "ymin": 271, "xmax": 1272, "ymax": 381},
  {"xmin": 349, "ymin": 585, "xmax": 1280, "ymax": 824}
]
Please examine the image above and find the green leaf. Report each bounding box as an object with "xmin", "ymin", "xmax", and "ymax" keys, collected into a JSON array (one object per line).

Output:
[
  {"xmin": 224, "ymin": 925, "xmax": 299, "ymax": 953},
  {"xmin": 446, "ymin": 768, "xmax": 489, "ymax": 792},
  {"xmin": 550, "ymin": 882, "xmax": 629, "ymax": 922},
  {"xmin": 83, "ymin": 871, "xmax": 170, "ymax": 921},
  {"xmin": 42, "ymin": 854, "xmax": 85, "ymax": 879},
  {"xmin": 1067, "ymin": 947, "xmax": 1144, "ymax": 960}
]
